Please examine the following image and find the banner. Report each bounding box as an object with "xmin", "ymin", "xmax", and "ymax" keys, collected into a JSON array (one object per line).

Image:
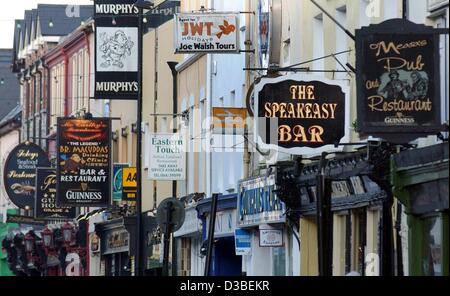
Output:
[
  {"xmin": 56, "ymin": 118, "xmax": 111, "ymax": 207},
  {"xmin": 94, "ymin": 0, "xmax": 139, "ymax": 100},
  {"xmin": 255, "ymin": 74, "xmax": 349, "ymax": 155},
  {"xmin": 148, "ymin": 133, "xmax": 186, "ymax": 181},
  {"xmin": 174, "ymin": 13, "xmax": 240, "ymax": 53},
  {"xmin": 34, "ymin": 168, "xmax": 76, "ymax": 220},
  {"xmin": 356, "ymin": 19, "xmax": 442, "ymax": 142},
  {"xmin": 3, "ymin": 142, "xmax": 50, "ymax": 209}
]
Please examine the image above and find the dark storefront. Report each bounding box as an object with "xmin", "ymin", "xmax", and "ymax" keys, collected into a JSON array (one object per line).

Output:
[
  {"xmin": 197, "ymin": 194, "xmax": 242, "ymax": 276},
  {"xmin": 95, "ymin": 217, "xmax": 136, "ymax": 276},
  {"xmin": 392, "ymin": 143, "xmax": 449, "ymax": 276}
]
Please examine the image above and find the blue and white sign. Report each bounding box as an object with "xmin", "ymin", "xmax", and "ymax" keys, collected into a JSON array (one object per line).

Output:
[
  {"xmin": 113, "ymin": 163, "xmax": 129, "ymax": 201},
  {"xmin": 237, "ymin": 174, "xmax": 285, "ymax": 228},
  {"xmin": 235, "ymin": 229, "xmax": 252, "ymax": 255}
]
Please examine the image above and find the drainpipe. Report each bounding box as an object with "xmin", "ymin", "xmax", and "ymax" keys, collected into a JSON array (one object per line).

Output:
[
  {"xmin": 42, "ymin": 61, "xmax": 51, "ymax": 157},
  {"xmin": 35, "ymin": 61, "xmax": 43, "ymax": 148},
  {"xmin": 167, "ymin": 61, "xmax": 178, "ymax": 277},
  {"xmin": 62, "ymin": 48, "xmax": 69, "ymax": 116}
]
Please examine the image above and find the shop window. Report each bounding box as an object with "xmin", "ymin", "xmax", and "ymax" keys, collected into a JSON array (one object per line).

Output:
[
  {"xmin": 421, "ymin": 215, "xmax": 443, "ymax": 276},
  {"xmin": 272, "ymin": 246, "xmax": 286, "ymax": 276},
  {"xmin": 179, "ymin": 238, "xmax": 191, "ymax": 276}
]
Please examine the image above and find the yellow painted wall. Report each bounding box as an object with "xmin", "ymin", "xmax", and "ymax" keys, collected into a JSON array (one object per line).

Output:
[{"xmin": 300, "ymin": 217, "xmax": 319, "ymax": 276}]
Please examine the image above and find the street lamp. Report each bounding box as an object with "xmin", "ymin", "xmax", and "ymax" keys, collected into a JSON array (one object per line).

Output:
[
  {"xmin": 62, "ymin": 223, "xmax": 74, "ymax": 244},
  {"xmin": 41, "ymin": 228, "xmax": 53, "ymax": 248},
  {"xmin": 24, "ymin": 232, "xmax": 35, "ymax": 253},
  {"xmin": 133, "ymin": 0, "xmax": 154, "ymax": 277}
]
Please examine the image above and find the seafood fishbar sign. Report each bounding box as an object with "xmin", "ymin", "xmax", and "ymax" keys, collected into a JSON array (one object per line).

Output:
[
  {"xmin": 3, "ymin": 142, "xmax": 50, "ymax": 209},
  {"xmin": 94, "ymin": 0, "xmax": 139, "ymax": 100},
  {"xmin": 255, "ymin": 74, "xmax": 349, "ymax": 155},
  {"xmin": 34, "ymin": 168, "xmax": 76, "ymax": 220},
  {"xmin": 356, "ymin": 19, "xmax": 442, "ymax": 142},
  {"xmin": 174, "ymin": 13, "xmax": 239, "ymax": 53},
  {"xmin": 56, "ymin": 118, "xmax": 111, "ymax": 207}
]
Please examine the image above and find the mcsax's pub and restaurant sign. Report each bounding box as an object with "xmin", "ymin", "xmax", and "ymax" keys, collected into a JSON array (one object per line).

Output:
[{"xmin": 356, "ymin": 19, "xmax": 443, "ymax": 142}]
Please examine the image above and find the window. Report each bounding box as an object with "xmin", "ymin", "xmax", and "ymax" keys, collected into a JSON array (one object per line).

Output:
[
  {"xmin": 179, "ymin": 238, "xmax": 191, "ymax": 276},
  {"xmin": 312, "ymin": 14, "xmax": 324, "ymax": 74},
  {"xmin": 272, "ymin": 246, "xmax": 286, "ymax": 276},
  {"xmin": 421, "ymin": 215, "xmax": 443, "ymax": 276},
  {"xmin": 335, "ymin": 6, "xmax": 348, "ymax": 80}
]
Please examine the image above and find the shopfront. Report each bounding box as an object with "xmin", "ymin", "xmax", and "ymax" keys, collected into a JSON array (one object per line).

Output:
[
  {"xmin": 174, "ymin": 206, "xmax": 202, "ymax": 276},
  {"xmin": 197, "ymin": 194, "xmax": 242, "ymax": 276},
  {"xmin": 237, "ymin": 175, "xmax": 294, "ymax": 276},
  {"xmin": 392, "ymin": 143, "xmax": 449, "ymax": 276},
  {"xmin": 95, "ymin": 217, "xmax": 135, "ymax": 276}
]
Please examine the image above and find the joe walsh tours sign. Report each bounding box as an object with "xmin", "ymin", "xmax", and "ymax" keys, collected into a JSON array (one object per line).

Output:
[
  {"xmin": 356, "ymin": 19, "xmax": 442, "ymax": 143},
  {"xmin": 255, "ymin": 74, "xmax": 349, "ymax": 155},
  {"xmin": 94, "ymin": 0, "xmax": 139, "ymax": 100},
  {"xmin": 56, "ymin": 118, "xmax": 111, "ymax": 207},
  {"xmin": 174, "ymin": 13, "xmax": 240, "ymax": 53},
  {"xmin": 3, "ymin": 142, "xmax": 50, "ymax": 209}
]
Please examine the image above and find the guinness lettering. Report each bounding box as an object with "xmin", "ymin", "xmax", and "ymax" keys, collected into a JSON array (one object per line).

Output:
[{"xmin": 66, "ymin": 191, "xmax": 103, "ymax": 200}]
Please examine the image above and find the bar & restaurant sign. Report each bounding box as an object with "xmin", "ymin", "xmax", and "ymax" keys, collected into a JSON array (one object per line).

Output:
[{"xmin": 56, "ymin": 118, "xmax": 112, "ymax": 207}]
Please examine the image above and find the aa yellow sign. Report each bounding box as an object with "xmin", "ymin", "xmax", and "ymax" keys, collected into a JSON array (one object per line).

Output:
[{"xmin": 122, "ymin": 167, "xmax": 137, "ymax": 200}]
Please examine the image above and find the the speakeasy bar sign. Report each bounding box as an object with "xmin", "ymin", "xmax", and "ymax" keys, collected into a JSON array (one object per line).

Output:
[
  {"xmin": 3, "ymin": 142, "xmax": 50, "ymax": 209},
  {"xmin": 94, "ymin": 0, "xmax": 139, "ymax": 100},
  {"xmin": 174, "ymin": 13, "xmax": 240, "ymax": 53},
  {"xmin": 255, "ymin": 74, "xmax": 349, "ymax": 155},
  {"xmin": 56, "ymin": 118, "xmax": 111, "ymax": 207},
  {"xmin": 356, "ymin": 19, "xmax": 442, "ymax": 142},
  {"xmin": 35, "ymin": 168, "xmax": 76, "ymax": 220}
]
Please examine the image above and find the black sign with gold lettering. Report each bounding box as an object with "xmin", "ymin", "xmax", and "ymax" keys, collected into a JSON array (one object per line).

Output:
[
  {"xmin": 256, "ymin": 75, "xmax": 347, "ymax": 152},
  {"xmin": 56, "ymin": 118, "xmax": 111, "ymax": 207},
  {"xmin": 35, "ymin": 168, "xmax": 76, "ymax": 220},
  {"xmin": 3, "ymin": 142, "xmax": 50, "ymax": 209},
  {"xmin": 356, "ymin": 19, "xmax": 442, "ymax": 143}
]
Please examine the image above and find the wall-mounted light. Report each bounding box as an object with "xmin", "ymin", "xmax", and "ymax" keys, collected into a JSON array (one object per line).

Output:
[
  {"xmin": 112, "ymin": 17, "xmax": 117, "ymax": 26},
  {"xmin": 0, "ymin": 78, "xmax": 4, "ymax": 85},
  {"xmin": 48, "ymin": 20, "xmax": 54, "ymax": 28},
  {"xmin": 143, "ymin": 17, "xmax": 148, "ymax": 24}
]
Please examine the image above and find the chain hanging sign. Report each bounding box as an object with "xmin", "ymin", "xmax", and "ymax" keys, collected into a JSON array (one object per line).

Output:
[
  {"xmin": 356, "ymin": 19, "xmax": 442, "ymax": 143},
  {"xmin": 56, "ymin": 118, "xmax": 112, "ymax": 207},
  {"xmin": 255, "ymin": 74, "xmax": 349, "ymax": 156},
  {"xmin": 174, "ymin": 12, "xmax": 240, "ymax": 53}
]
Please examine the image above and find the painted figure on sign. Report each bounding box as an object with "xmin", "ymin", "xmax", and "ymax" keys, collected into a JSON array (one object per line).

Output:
[
  {"xmin": 99, "ymin": 30, "xmax": 134, "ymax": 69},
  {"xmin": 407, "ymin": 71, "xmax": 429, "ymax": 100},
  {"xmin": 378, "ymin": 70, "xmax": 408, "ymax": 99},
  {"xmin": 61, "ymin": 154, "xmax": 85, "ymax": 174}
]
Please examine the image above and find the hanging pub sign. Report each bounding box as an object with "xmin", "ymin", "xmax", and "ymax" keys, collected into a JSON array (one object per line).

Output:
[
  {"xmin": 56, "ymin": 118, "xmax": 111, "ymax": 207},
  {"xmin": 35, "ymin": 168, "xmax": 76, "ymax": 220},
  {"xmin": 174, "ymin": 13, "xmax": 240, "ymax": 53},
  {"xmin": 113, "ymin": 163, "xmax": 129, "ymax": 201},
  {"xmin": 94, "ymin": 0, "xmax": 139, "ymax": 100},
  {"xmin": 356, "ymin": 19, "xmax": 442, "ymax": 143},
  {"xmin": 3, "ymin": 142, "xmax": 50, "ymax": 209},
  {"xmin": 255, "ymin": 74, "xmax": 349, "ymax": 155},
  {"xmin": 148, "ymin": 133, "xmax": 186, "ymax": 181}
]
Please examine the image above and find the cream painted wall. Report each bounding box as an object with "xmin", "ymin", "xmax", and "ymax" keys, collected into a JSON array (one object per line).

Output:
[{"xmin": 142, "ymin": 20, "xmax": 184, "ymax": 212}]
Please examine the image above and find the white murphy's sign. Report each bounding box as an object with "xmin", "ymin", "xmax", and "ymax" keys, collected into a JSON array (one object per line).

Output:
[
  {"xmin": 149, "ymin": 133, "xmax": 186, "ymax": 181},
  {"xmin": 174, "ymin": 13, "xmax": 240, "ymax": 53}
]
